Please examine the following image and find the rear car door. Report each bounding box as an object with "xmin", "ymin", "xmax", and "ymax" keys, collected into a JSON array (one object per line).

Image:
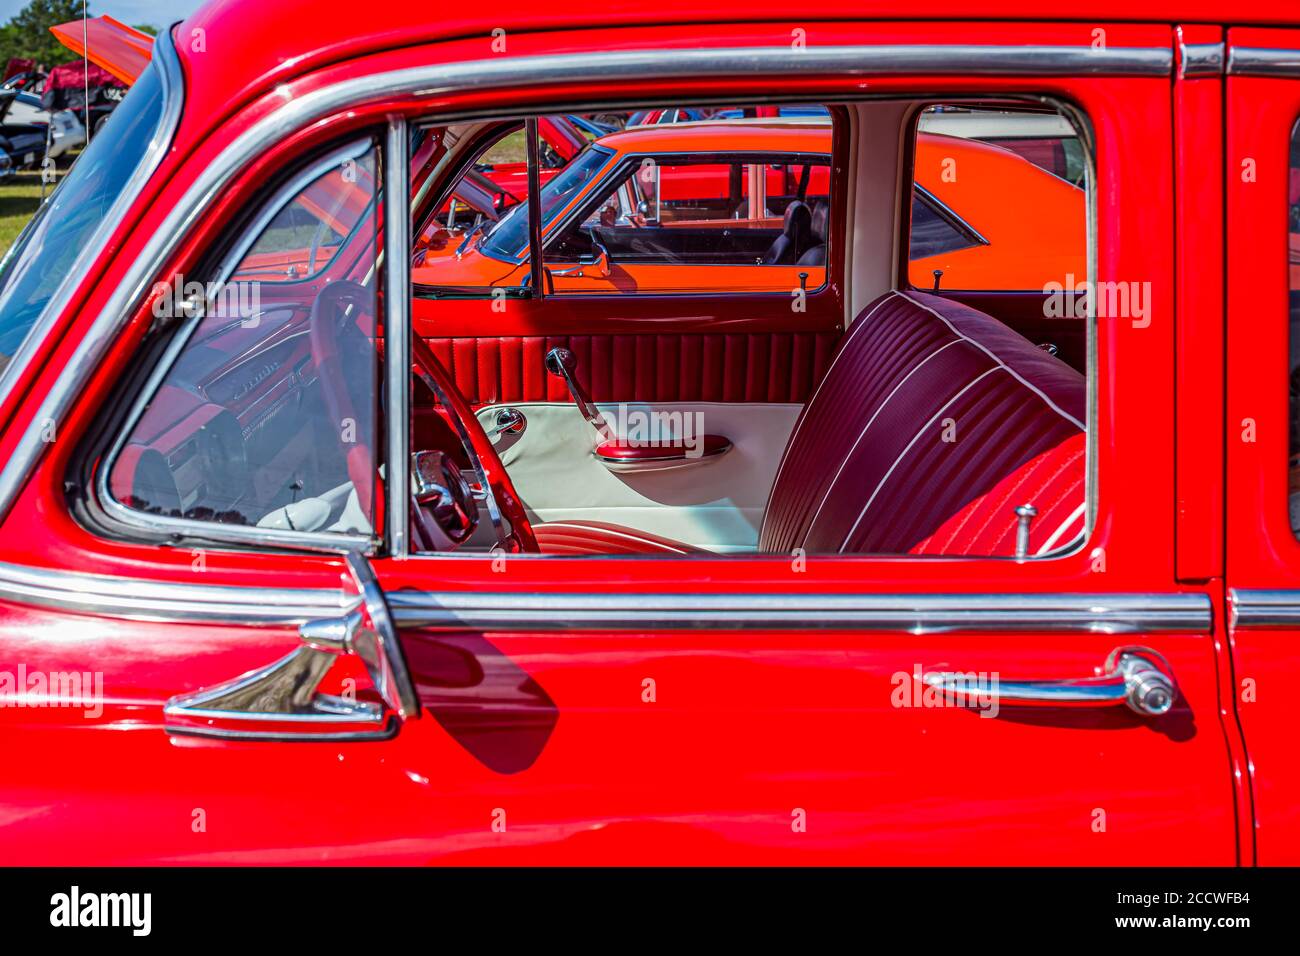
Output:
[{"xmin": 1224, "ymin": 26, "xmax": 1300, "ymax": 864}]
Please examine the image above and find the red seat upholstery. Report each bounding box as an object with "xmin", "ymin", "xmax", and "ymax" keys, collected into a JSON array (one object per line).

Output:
[
  {"xmin": 761, "ymin": 290, "xmax": 1086, "ymax": 556},
  {"xmin": 535, "ymin": 290, "xmax": 1086, "ymax": 557},
  {"xmin": 531, "ymin": 520, "xmax": 697, "ymax": 555}
]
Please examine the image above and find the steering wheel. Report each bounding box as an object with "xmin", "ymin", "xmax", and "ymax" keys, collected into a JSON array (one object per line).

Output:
[
  {"xmin": 309, "ymin": 279, "xmax": 380, "ymax": 522},
  {"xmin": 309, "ymin": 279, "xmax": 536, "ymax": 553},
  {"xmin": 411, "ymin": 335, "xmax": 538, "ymax": 553}
]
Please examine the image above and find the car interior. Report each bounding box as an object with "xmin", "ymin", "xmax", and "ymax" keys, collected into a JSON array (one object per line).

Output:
[{"xmin": 102, "ymin": 97, "xmax": 1091, "ymax": 561}]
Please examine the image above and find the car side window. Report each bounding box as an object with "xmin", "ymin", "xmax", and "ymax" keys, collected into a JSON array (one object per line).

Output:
[
  {"xmin": 907, "ymin": 104, "xmax": 1087, "ymax": 292},
  {"xmin": 104, "ymin": 138, "xmax": 384, "ymax": 538},
  {"xmin": 232, "ymin": 153, "xmax": 375, "ymax": 283},
  {"xmin": 411, "ymin": 104, "xmax": 835, "ymax": 299},
  {"xmin": 908, "ymin": 187, "xmax": 982, "ymax": 260}
]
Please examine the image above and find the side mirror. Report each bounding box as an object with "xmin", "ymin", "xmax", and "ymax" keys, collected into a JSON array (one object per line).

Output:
[
  {"xmin": 585, "ymin": 242, "xmax": 611, "ymax": 278},
  {"xmin": 547, "ymin": 242, "xmax": 610, "ymax": 281}
]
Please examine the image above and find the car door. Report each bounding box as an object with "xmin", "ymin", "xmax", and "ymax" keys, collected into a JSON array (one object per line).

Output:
[
  {"xmin": 1223, "ymin": 25, "xmax": 1300, "ymax": 865},
  {"xmin": 0, "ymin": 20, "xmax": 1242, "ymax": 865},
  {"xmin": 367, "ymin": 22, "xmax": 1237, "ymax": 864}
]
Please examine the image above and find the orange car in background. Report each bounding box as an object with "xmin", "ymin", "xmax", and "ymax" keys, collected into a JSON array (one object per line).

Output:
[{"xmin": 413, "ymin": 120, "xmax": 1086, "ymax": 295}]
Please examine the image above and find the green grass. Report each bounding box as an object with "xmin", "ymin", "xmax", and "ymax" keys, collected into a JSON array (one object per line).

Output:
[
  {"xmin": 486, "ymin": 130, "xmax": 529, "ymax": 165},
  {"xmin": 0, "ymin": 168, "xmax": 65, "ymax": 260}
]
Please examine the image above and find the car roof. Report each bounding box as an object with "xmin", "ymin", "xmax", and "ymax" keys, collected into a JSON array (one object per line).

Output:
[{"xmin": 177, "ymin": 2, "xmax": 1298, "ymax": 129}]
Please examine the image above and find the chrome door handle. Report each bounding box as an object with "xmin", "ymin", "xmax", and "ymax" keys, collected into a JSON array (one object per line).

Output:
[
  {"xmin": 924, "ymin": 647, "xmax": 1177, "ymax": 717},
  {"xmin": 164, "ymin": 553, "xmax": 417, "ymax": 741}
]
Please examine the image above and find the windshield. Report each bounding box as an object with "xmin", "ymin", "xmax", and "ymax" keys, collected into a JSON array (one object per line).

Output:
[
  {"xmin": 0, "ymin": 55, "xmax": 167, "ymax": 377},
  {"xmin": 479, "ymin": 144, "xmax": 614, "ymax": 260}
]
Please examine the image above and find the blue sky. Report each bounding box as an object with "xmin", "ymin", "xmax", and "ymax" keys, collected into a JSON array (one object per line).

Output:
[{"xmin": 0, "ymin": 1, "xmax": 208, "ymax": 30}]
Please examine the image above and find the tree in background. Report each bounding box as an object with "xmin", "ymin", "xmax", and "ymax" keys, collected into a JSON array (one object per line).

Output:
[{"xmin": 0, "ymin": 1, "xmax": 93, "ymax": 71}]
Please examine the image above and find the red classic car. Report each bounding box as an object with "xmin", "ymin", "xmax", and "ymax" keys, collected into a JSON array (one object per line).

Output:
[{"xmin": 0, "ymin": 0, "xmax": 1295, "ymax": 872}]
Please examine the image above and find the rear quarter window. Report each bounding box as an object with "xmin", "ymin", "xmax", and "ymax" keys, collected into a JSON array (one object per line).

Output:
[{"xmin": 0, "ymin": 55, "xmax": 171, "ymax": 380}]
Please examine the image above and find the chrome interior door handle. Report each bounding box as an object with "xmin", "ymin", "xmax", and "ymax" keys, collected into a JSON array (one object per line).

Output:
[
  {"xmin": 487, "ymin": 406, "xmax": 526, "ymax": 439},
  {"xmin": 924, "ymin": 646, "xmax": 1177, "ymax": 717},
  {"xmin": 544, "ymin": 347, "xmax": 609, "ymax": 433}
]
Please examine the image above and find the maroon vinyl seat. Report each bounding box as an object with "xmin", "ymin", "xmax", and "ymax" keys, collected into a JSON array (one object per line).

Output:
[{"xmin": 533, "ymin": 290, "xmax": 1087, "ymax": 557}]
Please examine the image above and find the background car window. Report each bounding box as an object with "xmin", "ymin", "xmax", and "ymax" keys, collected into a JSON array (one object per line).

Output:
[
  {"xmin": 106, "ymin": 140, "xmax": 383, "ymax": 538},
  {"xmin": 543, "ymin": 156, "xmax": 831, "ymax": 284},
  {"xmin": 907, "ymin": 104, "xmax": 1087, "ymax": 292},
  {"xmin": 411, "ymin": 104, "xmax": 835, "ymax": 298},
  {"xmin": 907, "ymin": 188, "xmax": 982, "ymax": 260}
]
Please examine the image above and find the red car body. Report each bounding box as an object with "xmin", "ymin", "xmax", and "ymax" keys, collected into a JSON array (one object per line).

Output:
[{"xmin": 0, "ymin": 2, "xmax": 1296, "ymax": 866}]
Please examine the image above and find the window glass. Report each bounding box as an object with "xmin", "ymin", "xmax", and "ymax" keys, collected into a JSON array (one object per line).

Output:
[
  {"xmin": 106, "ymin": 141, "xmax": 383, "ymax": 537},
  {"xmin": 908, "ymin": 189, "xmax": 981, "ymax": 260},
  {"xmin": 908, "ymin": 104, "xmax": 1087, "ymax": 292},
  {"xmin": 542, "ymin": 155, "xmax": 831, "ymax": 292},
  {"xmin": 233, "ymin": 152, "xmax": 375, "ymax": 282},
  {"xmin": 412, "ymin": 104, "xmax": 834, "ymax": 298},
  {"xmin": 480, "ymin": 145, "xmax": 614, "ymax": 261},
  {"xmin": 0, "ymin": 57, "xmax": 167, "ymax": 377}
]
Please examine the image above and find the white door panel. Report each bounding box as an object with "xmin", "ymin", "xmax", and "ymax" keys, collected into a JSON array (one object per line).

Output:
[{"xmin": 475, "ymin": 401, "xmax": 802, "ymax": 552}]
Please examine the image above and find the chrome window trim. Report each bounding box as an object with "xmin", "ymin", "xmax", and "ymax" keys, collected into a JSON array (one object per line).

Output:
[
  {"xmin": 385, "ymin": 118, "xmax": 411, "ymax": 558},
  {"xmin": 1229, "ymin": 589, "xmax": 1300, "ymax": 628},
  {"xmin": 0, "ymin": 22, "xmax": 184, "ymax": 426},
  {"xmin": 1226, "ymin": 46, "xmax": 1300, "ymax": 77},
  {"xmin": 1179, "ymin": 42, "xmax": 1225, "ymax": 79},
  {"xmin": 0, "ymin": 555, "xmax": 1209, "ymax": 632},
  {"xmin": 94, "ymin": 138, "xmax": 377, "ymax": 553},
  {"xmin": 386, "ymin": 590, "xmax": 1211, "ymax": 634},
  {"xmin": 0, "ymin": 41, "xmax": 1171, "ymax": 531},
  {"xmin": 0, "ymin": 559, "xmax": 353, "ymax": 625}
]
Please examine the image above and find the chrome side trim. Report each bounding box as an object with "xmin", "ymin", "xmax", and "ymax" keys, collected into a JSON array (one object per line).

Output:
[
  {"xmin": 385, "ymin": 118, "xmax": 411, "ymax": 559},
  {"xmin": 1226, "ymin": 46, "xmax": 1300, "ymax": 77},
  {"xmin": 0, "ymin": 22, "xmax": 184, "ymax": 431},
  {"xmin": 388, "ymin": 591, "xmax": 1212, "ymax": 634},
  {"xmin": 0, "ymin": 41, "xmax": 1171, "ymax": 527},
  {"xmin": 1179, "ymin": 42, "xmax": 1225, "ymax": 79},
  {"xmin": 0, "ymin": 554, "xmax": 1212, "ymax": 631},
  {"xmin": 1229, "ymin": 589, "xmax": 1300, "ymax": 628},
  {"xmin": 0, "ymin": 560, "xmax": 352, "ymax": 625}
]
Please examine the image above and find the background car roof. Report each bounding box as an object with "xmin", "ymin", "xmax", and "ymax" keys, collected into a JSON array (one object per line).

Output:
[{"xmin": 596, "ymin": 120, "xmax": 832, "ymax": 155}]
